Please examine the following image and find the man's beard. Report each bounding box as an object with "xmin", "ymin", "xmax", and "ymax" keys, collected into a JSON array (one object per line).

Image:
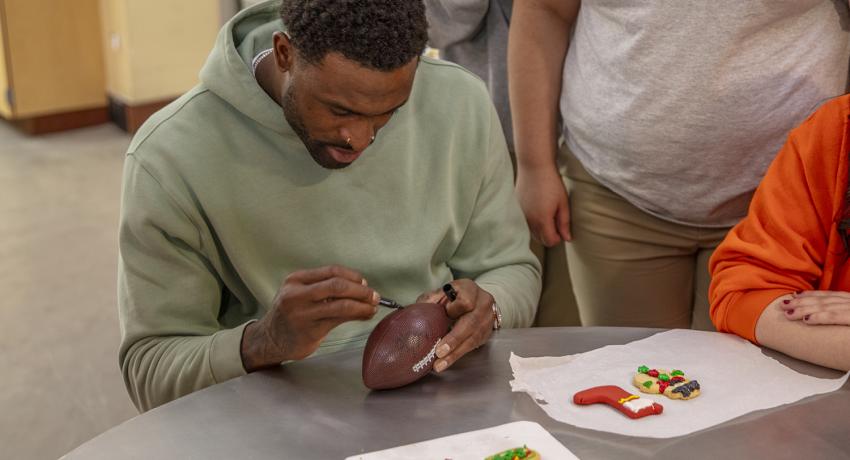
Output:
[{"xmin": 281, "ymin": 85, "xmax": 353, "ymax": 170}]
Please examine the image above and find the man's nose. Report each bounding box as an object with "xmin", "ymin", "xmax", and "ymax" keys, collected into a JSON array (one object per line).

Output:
[{"xmin": 340, "ymin": 123, "xmax": 375, "ymax": 151}]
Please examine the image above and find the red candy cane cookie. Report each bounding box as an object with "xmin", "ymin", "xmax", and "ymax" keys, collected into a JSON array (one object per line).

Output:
[{"xmin": 573, "ymin": 385, "xmax": 664, "ymax": 419}]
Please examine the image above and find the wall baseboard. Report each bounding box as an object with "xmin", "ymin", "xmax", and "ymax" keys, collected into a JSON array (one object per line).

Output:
[{"xmin": 9, "ymin": 106, "xmax": 109, "ymax": 135}]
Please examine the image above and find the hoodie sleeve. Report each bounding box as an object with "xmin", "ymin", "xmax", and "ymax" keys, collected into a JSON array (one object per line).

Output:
[
  {"xmin": 708, "ymin": 102, "xmax": 845, "ymax": 342},
  {"xmin": 450, "ymin": 103, "xmax": 542, "ymax": 327},
  {"xmin": 118, "ymin": 154, "xmax": 249, "ymax": 412}
]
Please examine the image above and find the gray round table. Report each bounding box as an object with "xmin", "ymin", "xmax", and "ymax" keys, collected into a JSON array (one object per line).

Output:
[{"xmin": 63, "ymin": 327, "xmax": 850, "ymax": 459}]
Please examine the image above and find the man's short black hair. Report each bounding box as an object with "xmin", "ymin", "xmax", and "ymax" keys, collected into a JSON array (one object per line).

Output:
[{"xmin": 279, "ymin": 0, "xmax": 428, "ymax": 71}]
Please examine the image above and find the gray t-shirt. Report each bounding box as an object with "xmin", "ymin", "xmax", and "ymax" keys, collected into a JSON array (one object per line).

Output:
[{"xmin": 561, "ymin": 0, "xmax": 850, "ymax": 227}]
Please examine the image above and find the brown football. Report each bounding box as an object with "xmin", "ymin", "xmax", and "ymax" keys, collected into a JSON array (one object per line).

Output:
[{"xmin": 362, "ymin": 302, "xmax": 451, "ymax": 390}]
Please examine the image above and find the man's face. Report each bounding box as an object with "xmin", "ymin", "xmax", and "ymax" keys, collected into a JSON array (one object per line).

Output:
[{"xmin": 281, "ymin": 51, "xmax": 418, "ymax": 169}]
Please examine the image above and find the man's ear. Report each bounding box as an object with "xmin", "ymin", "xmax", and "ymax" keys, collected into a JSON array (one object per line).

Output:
[{"xmin": 272, "ymin": 31, "xmax": 294, "ymax": 73}]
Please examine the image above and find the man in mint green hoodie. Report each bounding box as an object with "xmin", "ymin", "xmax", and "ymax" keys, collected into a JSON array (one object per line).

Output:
[{"xmin": 118, "ymin": 0, "xmax": 541, "ymax": 412}]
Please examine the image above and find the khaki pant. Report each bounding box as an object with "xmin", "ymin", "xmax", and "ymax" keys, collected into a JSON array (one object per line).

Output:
[
  {"xmin": 531, "ymin": 240, "xmax": 581, "ymax": 326},
  {"xmin": 560, "ymin": 146, "xmax": 730, "ymax": 330}
]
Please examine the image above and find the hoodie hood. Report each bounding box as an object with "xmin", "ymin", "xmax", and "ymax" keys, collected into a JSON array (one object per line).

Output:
[{"xmin": 199, "ymin": 1, "xmax": 292, "ymax": 135}]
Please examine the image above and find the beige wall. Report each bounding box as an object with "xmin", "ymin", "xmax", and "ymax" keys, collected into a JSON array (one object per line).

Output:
[
  {"xmin": 99, "ymin": 0, "xmax": 220, "ymax": 105},
  {"xmin": 99, "ymin": 0, "xmax": 132, "ymax": 103}
]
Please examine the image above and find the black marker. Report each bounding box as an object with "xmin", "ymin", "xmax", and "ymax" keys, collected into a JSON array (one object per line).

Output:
[
  {"xmin": 442, "ymin": 283, "xmax": 458, "ymax": 302},
  {"xmin": 378, "ymin": 297, "xmax": 404, "ymax": 309}
]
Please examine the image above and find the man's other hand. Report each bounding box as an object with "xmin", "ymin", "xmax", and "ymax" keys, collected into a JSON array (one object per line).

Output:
[{"xmin": 418, "ymin": 279, "xmax": 496, "ymax": 373}]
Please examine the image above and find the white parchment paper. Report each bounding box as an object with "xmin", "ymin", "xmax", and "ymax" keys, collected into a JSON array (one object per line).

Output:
[
  {"xmin": 509, "ymin": 329, "xmax": 849, "ymax": 438},
  {"xmin": 345, "ymin": 421, "xmax": 578, "ymax": 460}
]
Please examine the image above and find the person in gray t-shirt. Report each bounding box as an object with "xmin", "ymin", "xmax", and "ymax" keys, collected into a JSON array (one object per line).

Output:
[
  {"xmin": 426, "ymin": 0, "xmax": 582, "ymax": 328},
  {"xmin": 509, "ymin": 0, "xmax": 850, "ymax": 329}
]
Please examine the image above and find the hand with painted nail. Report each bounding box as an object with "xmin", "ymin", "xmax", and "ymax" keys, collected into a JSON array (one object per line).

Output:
[
  {"xmin": 240, "ymin": 265, "xmax": 380, "ymax": 371},
  {"xmin": 780, "ymin": 290, "xmax": 850, "ymax": 326},
  {"xmin": 419, "ymin": 279, "xmax": 495, "ymax": 373}
]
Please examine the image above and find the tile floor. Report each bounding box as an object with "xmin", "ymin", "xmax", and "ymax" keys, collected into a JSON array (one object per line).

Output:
[{"xmin": 0, "ymin": 121, "xmax": 138, "ymax": 460}]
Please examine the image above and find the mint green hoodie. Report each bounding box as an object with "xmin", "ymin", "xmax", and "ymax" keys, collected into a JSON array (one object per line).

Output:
[{"xmin": 118, "ymin": 1, "xmax": 541, "ymax": 412}]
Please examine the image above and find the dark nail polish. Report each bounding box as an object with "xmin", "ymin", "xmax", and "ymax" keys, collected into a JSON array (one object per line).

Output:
[
  {"xmin": 804, "ymin": 315, "xmax": 811, "ymax": 321},
  {"xmin": 783, "ymin": 299, "xmax": 790, "ymax": 304},
  {"xmin": 785, "ymin": 309, "xmax": 794, "ymax": 315}
]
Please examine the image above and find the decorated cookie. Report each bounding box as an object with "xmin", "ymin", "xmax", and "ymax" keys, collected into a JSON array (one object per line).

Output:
[
  {"xmin": 485, "ymin": 445, "xmax": 540, "ymax": 460},
  {"xmin": 633, "ymin": 365, "xmax": 701, "ymax": 400},
  {"xmin": 573, "ymin": 385, "xmax": 663, "ymax": 419}
]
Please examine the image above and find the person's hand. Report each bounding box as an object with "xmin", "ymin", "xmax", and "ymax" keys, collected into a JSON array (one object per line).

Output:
[
  {"xmin": 780, "ymin": 290, "xmax": 850, "ymax": 325},
  {"xmin": 516, "ymin": 164, "xmax": 572, "ymax": 246},
  {"xmin": 417, "ymin": 279, "xmax": 495, "ymax": 373},
  {"xmin": 241, "ymin": 265, "xmax": 380, "ymax": 371}
]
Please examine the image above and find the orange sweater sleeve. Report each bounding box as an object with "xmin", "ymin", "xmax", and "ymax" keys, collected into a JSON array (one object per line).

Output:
[{"xmin": 709, "ymin": 97, "xmax": 848, "ymax": 343}]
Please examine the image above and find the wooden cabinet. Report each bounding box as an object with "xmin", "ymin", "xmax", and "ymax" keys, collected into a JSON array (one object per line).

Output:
[{"xmin": 0, "ymin": 0, "xmax": 107, "ymax": 133}]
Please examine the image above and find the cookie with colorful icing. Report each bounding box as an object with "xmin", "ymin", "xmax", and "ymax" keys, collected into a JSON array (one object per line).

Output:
[
  {"xmin": 633, "ymin": 366, "xmax": 701, "ymax": 400},
  {"xmin": 485, "ymin": 445, "xmax": 540, "ymax": 460},
  {"xmin": 573, "ymin": 385, "xmax": 663, "ymax": 419}
]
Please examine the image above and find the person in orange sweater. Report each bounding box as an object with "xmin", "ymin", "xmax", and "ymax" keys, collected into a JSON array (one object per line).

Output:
[{"xmin": 709, "ymin": 95, "xmax": 850, "ymax": 372}]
